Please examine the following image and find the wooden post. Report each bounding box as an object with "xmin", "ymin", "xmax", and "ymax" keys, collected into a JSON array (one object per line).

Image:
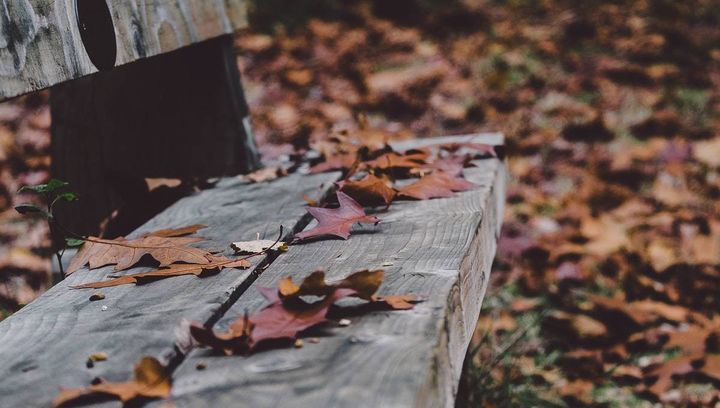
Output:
[{"xmin": 50, "ymin": 35, "xmax": 260, "ymax": 237}]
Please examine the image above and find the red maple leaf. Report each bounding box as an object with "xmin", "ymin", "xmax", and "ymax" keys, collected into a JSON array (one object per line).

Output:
[
  {"xmin": 398, "ymin": 171, "xmax": 477, "ymax": 200},
  {"xmin": 190, "ymin": 269, "xmax": 422, "ymax": 355},
  {"xmin": 295, "ymin": 192, "xmax": 379, "ymax": 240}
]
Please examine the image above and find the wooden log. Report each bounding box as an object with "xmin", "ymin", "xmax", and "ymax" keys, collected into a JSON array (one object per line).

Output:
[
  {"xmin": 50, "ymin": 35, "xmax": 261, "ymax": 237},
  {"xmin": 0, "ymin": 0, "xmax": 248, "ymax": 101},
  {"xmin": 167, "ymin": 134, "xmax": 506, "ymax": 408},
  {"xmin": 0, "ymin": 171, "xmax": 339, "ymax": 408}
]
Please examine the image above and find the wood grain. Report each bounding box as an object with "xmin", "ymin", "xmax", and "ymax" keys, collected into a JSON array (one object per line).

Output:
[
  {"xmin": 0, "ymin": 0, "xmax": 248, "ymax": 101},
  {"xmin": 0, "ymin": 172, "xmax": 338, "ymax": 408},
  {"xmin": 167, "ymin": 134, "xmax": 506, "ymax": 408}
]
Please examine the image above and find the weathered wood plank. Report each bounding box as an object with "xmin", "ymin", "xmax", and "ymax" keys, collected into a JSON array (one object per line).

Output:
[
  {"xmin": 51, "ymin": 35, "xmax": 260, "ymax": 237},
  {"xmin": 0, "ymin": 0, "xmax": 248, "ymax": 101},
  {"xmin": 0, "ymin": 171, "xmax": 338, "ymax": 408},
  {"xmin": 167, "ymin": 134, "xmax": 506, "ymax": 408}
]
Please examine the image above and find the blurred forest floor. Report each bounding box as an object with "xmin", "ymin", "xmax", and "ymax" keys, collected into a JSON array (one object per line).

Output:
[{"xmin": 2, "ymin": 0, "xmax": 720, "ymax": 406}]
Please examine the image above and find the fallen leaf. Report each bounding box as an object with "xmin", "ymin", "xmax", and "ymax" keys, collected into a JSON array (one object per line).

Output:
[
  {"xmin": 191, "ymin": 269, "xmax": 421, "ymax": 354},
  {"xmin": 664, "ymin": 325, "xmax": 711, "ymax": 355},
  {"xmin": 231, "ymin": 240, "xmax": 288, "ymax": 254},
  {"xmin": 242, "ymin": 166, "xmax": 288, "ymax": 183},
  {"xmin": 398, "ymin": 171, "xmax": 476, "ymax": 200},
  {"xmin": 336, "ymin": 174, "xmax": 396, "ymax": 206},
  {"xmin": 88, "ymin": 352, "xmax": 108, "ymax": 362},
  {"xmin": 295, "ymin": 192, "xmax": 379, "ymax": 241},
  {"xmin": 693, "ymin": 137, "xmax": 720, "ymax": 168},
  {"xmin": 309, "ymin": 152, "xmax": 358, "ymax": 174},
  {"xmin": 278, "ymin": 269, "xmax": 385, "ymax": 301},
  {"xmin": 141, "ymin": 225, "xmax": 206, "ymax": 238},
  {"xmin": 72, "ymin": 257, "xmax": 251, "ymax": 289},
  {"xmin": 144, "ymin": 178, "xmax": 182, "ymax": 192},
  {"xmin": 363, "ymin": 151, "xmax": 427, "ymax": 171},
  {"xmin": 699, "ymin": 354, "xmax": 720, "ymax": 382},
  {"xmin": 67, "ymin": 225, "xmax": 212, "ymax": 275},
  {"xmin": 52, "ymin": 357, "xmax": 171, "ymax": 407},
  {"xmin": 412, "ymin": 154, "xmax": 473, "ymax": 177},
  {"xmin": 191, "ymin": 288, "xmax": 353, "ymax": 355},
  {"xmin": 645, "ymin": 355, "xmax": 698, "ymax": 396}
]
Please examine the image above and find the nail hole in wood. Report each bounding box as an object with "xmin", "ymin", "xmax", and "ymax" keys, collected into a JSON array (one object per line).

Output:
[{"xmin": 75, "ymin": 0, "xmax": 117, "ymax": 71}]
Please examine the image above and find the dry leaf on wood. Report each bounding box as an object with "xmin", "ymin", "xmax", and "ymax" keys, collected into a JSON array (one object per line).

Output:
[
  {"xmin": 72, "ymin": 257, "xmax": 251, "ymax": 289},
  {"xmin": 141, "ymin": 224, "xmax": 206, "ymax": 238},
  {"xmin": 144, "ymin": 178, "xmax": 182, "ymax": 192},
  {"xmin": 412, "ymin": 154, "xmax": 473, "ymax": 177},
  {"xmin": 190, "ymin": 269, "xmax": 421, "ymax": 354},
  {"xmin": 309, "ymin": 152, "xmax": 358, "ymax": 174},
  {"xmin": 52, "ymin": 357, "xmax": 170, "ymax": 407},
  {"xmin": 362, "ymin": 151, "xmax": 427, "ymax": 171},
  {"xmin": 242, "ymin": 166, "xmax": 288, "ymax": 183},
  {"xmin": 336, "ymin": 174, "xmax": 396, "ymax": 206},
  {"xmin": 231, "ymin": 240, "xmax": 289, "ymax": 254},
  {"xmin": 398, "ymin": 171, "xmax": 476, "ymax": 200},
  {"xmin": 295, "ymin": 192, "xmax": 379, "ymax": 241},
  {"xmin": 67, "ymin": 225, "xmax": 212, "ymax": 275}
]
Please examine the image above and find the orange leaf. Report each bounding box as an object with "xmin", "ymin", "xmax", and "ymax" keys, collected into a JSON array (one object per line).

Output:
[
  {"xmin": 52, "ymin": 357, "xmax": 171, "ymax": 407},
  {"xmin": 336, "ymin": 174, "xmax": 396, "ymax": 206},
  {"xmin": 398, "ymin": 171, "xmax": 476, "ymax": 200},
  {"xmin": 72, "ymin": 257, "xmax": 251, "ymax": 289},
  {"xmin": 363, "ymin": 151, "xmax": 427, "ymax": 171}
]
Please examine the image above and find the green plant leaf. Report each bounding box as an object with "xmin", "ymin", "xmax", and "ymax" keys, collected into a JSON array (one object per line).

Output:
[
  {"xmin": 14, "ymin": 204, "xmax": 48, "ymax": 217},
  {"xmin": 58, "ymin": 192, "xmax": 79, "ymax": 202},
  {"xmin": 18, "ymin": 179, "xmax": 69, "ymax": 194},
  {"xmin": 65, "ymin": 238, "xmax": 85, "ymax": 248}
]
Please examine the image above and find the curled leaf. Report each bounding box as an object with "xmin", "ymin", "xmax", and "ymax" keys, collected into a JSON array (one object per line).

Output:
[
  {"xmin": 191, "ymin": 269, "xmax": 422, "ymax": 355},
  {"xmin": 52, "ymin": 357, "xmax": 171, "ymax": 407}
]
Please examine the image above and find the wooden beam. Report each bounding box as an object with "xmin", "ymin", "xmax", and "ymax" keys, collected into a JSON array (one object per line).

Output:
[
  {"xmin": 0, "ymin": 0, "xmax": 248, "ymax": 101},
  {"xmin": 169, "ymin": 134, "xmax": 506, "ymax": 408},
  {"xmin": 0, "ymin": 172, "xmax": 339, "ymax": 408},
  {"xmin": 50, "ymin": 35, "xmax": 261, "ymax": 237}
]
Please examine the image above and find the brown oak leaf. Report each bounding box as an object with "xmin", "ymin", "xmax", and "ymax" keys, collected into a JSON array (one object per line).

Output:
[
  {"xmin": 336, "ymin": 174, "xmax": 396, "ymax": 206},
  {"xmin": 52, "ymin": 357, "xmax": 171, "ymax": 407},
  {"xmin": 72, "ymin": 257, "xmax": 251, "ymax": 289},
  {"xmin": 67, "ymin": 225, "xmax": 212, "ymax": 275},
  {"xmin": 294, "ymin": 192, "xmax": 379, "ymax": 241},
  {"xmin": 362, "ymin": 151, "xmax": 427, "ymax": 171},
  {"xmin": 309, "ymin": 152, "xmax": 358, "ymax": 174},
  {"xmin": 398, "ymin": 171, "xmax": 477, "ymax": 200},
  {"xmin": 243, "ymin": 166, "xmax": 288, "ymax": 183}
]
